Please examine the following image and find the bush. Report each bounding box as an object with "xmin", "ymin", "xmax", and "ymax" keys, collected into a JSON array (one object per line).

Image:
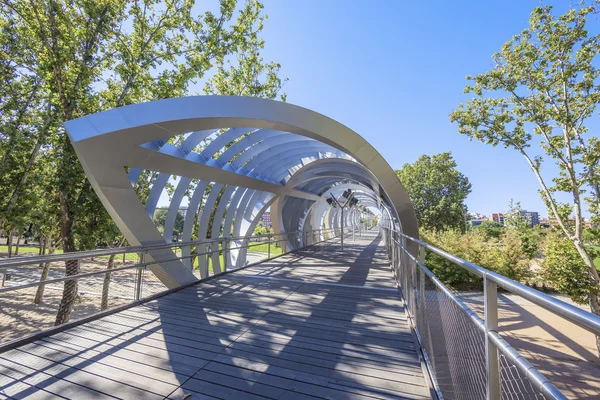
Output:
[
  {"xmin": 542, "ymin": 234, "xmax": 596, "ymax": 305},
  {"xmin": 488, "ymin": 228, "xmax": 531, "ymax": 282},
  {"xmin": 422, "ymin": 227, "xmax": 532, "ymax": 289},
  {"xmin": 421, "ymin": 229, "xmax": 488, "ymax": 289}
]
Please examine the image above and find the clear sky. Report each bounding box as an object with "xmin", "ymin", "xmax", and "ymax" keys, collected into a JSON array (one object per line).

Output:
[{"xmin": 248, "ymin": 0, "xmax": 585, "ymax": 217}]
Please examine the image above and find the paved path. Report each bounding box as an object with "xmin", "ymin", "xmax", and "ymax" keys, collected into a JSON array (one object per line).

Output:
[{"xmin": 0, "ymin": 231, "xmax": 434, "ymax": 399}]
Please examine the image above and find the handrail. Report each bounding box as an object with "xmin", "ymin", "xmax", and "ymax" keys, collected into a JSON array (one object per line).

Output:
[
  {"xmin": 0, "ymin": 228, "xmax": 337, "ymax": 293},
  {"xmin": 393, "ymin": 233, "xmax": 565, "ymax": 400},
  {"xmin": 0, "ymin": 229, "xmax": 334, "ymax": 268},
  {"xmin": 395, "ymin": 229, "xmax": 600, "ymax": 335}
]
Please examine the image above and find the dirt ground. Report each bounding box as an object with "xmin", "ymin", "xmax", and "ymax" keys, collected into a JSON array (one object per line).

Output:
[
  {"xmin": 0, "ymin": 254, "xmax": 168, "ymax": 343},
  {"xmin": 461, "ymin": 293, "xmax": 600, "ymax": 399}
]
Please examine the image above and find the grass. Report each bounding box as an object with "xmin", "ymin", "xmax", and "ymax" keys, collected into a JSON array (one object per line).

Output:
[
  {"xmin": 1, "ymin": 240, "xmax": 284, "ymax": 268},
  {"xmin": 245, "ymin": 241, "xmax": 283, "ymax": 256},
  {"xmin": 0, "ymin": 246, "xmax": 143, "ymax": 261}
]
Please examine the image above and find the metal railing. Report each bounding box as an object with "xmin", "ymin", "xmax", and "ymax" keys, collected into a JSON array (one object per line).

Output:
[
  {"xmin": 0, "ymin": 228, "xmax": 337, "ymax": 346},
  {"xmin": 381, "ymin": 226, "xmax": 600, "ymax": 400}
]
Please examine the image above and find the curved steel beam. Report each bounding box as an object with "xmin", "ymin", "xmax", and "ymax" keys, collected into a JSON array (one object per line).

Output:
[{"xmin": 64, "ymin": 96, "xmax": 417, "ymax": 287}]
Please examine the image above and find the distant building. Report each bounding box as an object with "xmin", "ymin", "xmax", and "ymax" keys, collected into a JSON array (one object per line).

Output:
[
  {"xmin": 468, "ymin": 214, "xmax": 488, "ymax": 227},
  {"xmin": 491, "ymin": 211, "xmax": 539, "ymax": 227},
  {"xmin": 521, "ymin": 210, "xmax": 539, "ymax": 227},
  {"xmin": 261, "ymin": 211, "xmax": 272, "ymax": 228},
  {"xmin": 491, "ymin": 213, "xmax": 505, "ymax": 226},
  {"xmin": 541, "ymin": 217, "xmax": 594, "ymax": 229}
]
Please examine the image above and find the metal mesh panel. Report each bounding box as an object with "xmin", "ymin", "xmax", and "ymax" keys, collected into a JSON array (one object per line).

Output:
[
  {"xmin": 500, "ymin": 353, "xmax": 546, "ymax": 400},
  {"xmin": 415, "ymin": 271, "xmax": 487, "ymax": 400},
  {"xmin": 381, "ymin": 226, "xmax": 552, "ymax": 400}
]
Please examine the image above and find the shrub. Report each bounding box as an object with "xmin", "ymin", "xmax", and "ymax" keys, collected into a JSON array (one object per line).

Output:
[
  {"xmin": 421, "ymin": 227, "xmax": 532, "ymax": 289},
  {"xmin": 542, "ymin": 234, "xmax": 597, "ymax": 305},
  {"xmin": 421, "ymin": 229, "xmax": 488, "ymax": 289},
  {"xmin": 487, "ymin": 228, "xmax": 531, "ymax": 282}
]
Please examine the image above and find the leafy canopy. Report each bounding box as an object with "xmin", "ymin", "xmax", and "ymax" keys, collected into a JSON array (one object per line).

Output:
[
  {"xmin": 396, "ymin": 152, "xmax": 471, "ymax": 232},
  {"xmin": 450, "ymin": 3, "xmax": 600, "ymax": 316}
]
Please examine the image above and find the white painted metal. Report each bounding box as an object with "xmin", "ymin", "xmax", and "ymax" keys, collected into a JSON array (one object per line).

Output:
[{"xmin": 64, "ymin": 96, "xmax": 417, "ymax": 287}]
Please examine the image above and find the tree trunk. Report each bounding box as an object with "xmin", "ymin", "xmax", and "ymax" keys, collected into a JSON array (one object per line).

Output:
[
  {"xmin": 14, "ymin": 233, "xmax": 21, "ymax": 256},
  {"xmin": 54, "ymin": 193, "xmax": 79, "ymax": 326},
  {"xmin": 34, "ymin": 236, "xmax": 53, "ymax": 304},
  {"xmin": 191, "ymin": 245, "xmax": 198, "ymax": 271},
  {"xmin": 7, "ymin": 229, "xmax": 13, "ymax": 258},
  {"xmin": 100, "ymin": 254, "xmax": 116, "ymax": 310}
]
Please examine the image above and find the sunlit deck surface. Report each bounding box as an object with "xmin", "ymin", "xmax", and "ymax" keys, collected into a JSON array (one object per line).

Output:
[{"xmin": 0, "ymin": 231, "xmax": 434, "ymax": 399}]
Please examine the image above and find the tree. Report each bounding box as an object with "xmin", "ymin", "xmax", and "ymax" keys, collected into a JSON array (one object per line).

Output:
[
  {"xmin": 0, "ymin": 0, "xmax": 286, "ymax": 325},
  {"xmin": 504, "ymin": 199, "xmax": 544, "ymax": 258},
  {"xmin": 396, "ymin": 153, "xmax": 472, "ymax": 232},
  {"xmin": 450, "ymin": 4, "xmax": 600, "ymax": 349},
  {"xmin": 473, "ymin": 221, "xmax": 504, "ymax": 239},
  {"xmin": 153, "ymin": 209, "xmax": 185, "ymax": 238},
  {"xmin": 543, "ymin": 233, "xmax": 599, "ymax": 304}
]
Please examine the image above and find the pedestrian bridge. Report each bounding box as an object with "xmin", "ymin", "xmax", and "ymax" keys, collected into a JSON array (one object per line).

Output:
[
  {"xmin": 0, "ymin": 96, "xmax": 599, "ymax": 399},
  {"xmin": 0, "ymin": 231, "xmax": 438, "ymax": 399}
]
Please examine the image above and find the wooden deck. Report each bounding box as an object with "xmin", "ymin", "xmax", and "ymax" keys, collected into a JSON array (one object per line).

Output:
[{"xmin": 0, "ymin": 231, "xmax": 434, "ymax": 399}]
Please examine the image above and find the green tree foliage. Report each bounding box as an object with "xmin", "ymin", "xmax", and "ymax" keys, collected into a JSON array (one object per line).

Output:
[
  {"xmin": 504, "ymin": 200, "xmax": 545, "ymax": 259},
  {"xmin": 450, "ymin": 4, "xmax": 600, "ymax": 331},
  {"xmin": 396, "ymin": 153, "xmax": 471, "ymax": 232},
  {"xmin": 472, "ymin": 221, "xmax": 503, "ymax": 240},
  {"xmin": 421, "ymin": 229, "xmax": 488, "ymax": 288},
  {"xmin": 0, "ymin": 0, "xmax": 285, "ymax": 324},
  {"xmin": 423, "ymin": 227, "xmax": 532, "ymax": 288},
  {"xmin": 489, "ymin": 228, "xmax": 532, "ymax": 282},
  {"xmin": 153, "ymin": 209, "xmax": 185, "ymax": 237},
  {"xmin": 253, "ymin": 221, "xmax": 273, "ymax": 236},
  {"xmin": 543, "ymin": 234, "xmax": 598, "ymax": 304}
]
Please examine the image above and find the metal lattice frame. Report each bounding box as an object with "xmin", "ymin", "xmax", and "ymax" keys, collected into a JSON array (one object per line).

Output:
[{"xmin": 64, "ymin": 96, "xmax": 417, "ymax": 288}]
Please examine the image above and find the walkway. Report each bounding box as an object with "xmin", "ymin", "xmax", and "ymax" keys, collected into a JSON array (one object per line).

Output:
[{"xmin": 0, "ymin": 231, "xmax": 434, "ymax": 399}]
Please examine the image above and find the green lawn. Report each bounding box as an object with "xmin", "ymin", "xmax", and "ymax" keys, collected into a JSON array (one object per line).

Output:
[
  {"xmin": 245, "ymin": 241, "xmax": 283, "ymax": 256},
  {"xmin": 1, "ymin": 241, "xmax": 284, "ymax": 267},
  {"xmin": 0, "ymin": 245, "xmax": 63, "ymax": 256}
]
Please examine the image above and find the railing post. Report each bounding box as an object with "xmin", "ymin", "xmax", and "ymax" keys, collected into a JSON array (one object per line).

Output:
[
  {"xmin": 419, "ymin": 245, "xmax": 426, "ymax": 326},
  {"xmin": 224, "ymin": 239, "xmax": 229, "ymax": 271},
  {"xmin": 267, "ymin": 235, "xmax": 271, "ymax": 259},
  {"xmin": 134, "ymin": 252, "xmax": 144, "ymax": 301},
  {"xmin": 340, "ymin": 208, "xmax": 344, "ymax": 250},
  {"xmin": 390, "ymin": 231, "xmax": 396, "ymax": 281},
  {"xmin": 485, "ymin": 275, "xmax": 501, "ymax": 400}
]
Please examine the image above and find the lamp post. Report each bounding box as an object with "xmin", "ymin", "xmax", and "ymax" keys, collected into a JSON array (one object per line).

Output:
[{"xmin": 326, "ymin": 189, "xmax": 359, "ymax": 250}]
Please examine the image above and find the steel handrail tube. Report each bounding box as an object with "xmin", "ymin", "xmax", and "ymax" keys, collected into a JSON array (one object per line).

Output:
[
  {"xmin": 0, "ymin": 228, "xmax": 334, "ymax": 268},
  {"xmin": 398, "ymin": 238, "xmax": 486, "ymax": 332},
  {"xmin": 0, "ymin": 228, "xmax": 337, "ymax": 293},
  {"xmin": 384, "ymin": 227, "xmax": 576, "ymax": 400},
  {"xmin": 395, "ymin": 229, "xmax": 600, "ymax": 335}
]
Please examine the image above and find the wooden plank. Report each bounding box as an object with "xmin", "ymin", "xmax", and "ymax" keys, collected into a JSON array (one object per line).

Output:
[
  {"xmin": 15, "ymin": 343, "xmax": 179, "ymax": 397},
  {"xmin": 0, "ymin": 351, "xmax": 164, "ymax": 399},
  {"xmin": 235, "ymin": 332, "xmax": 421, "ymax": 366},
  {"xmin": 211, "ymin": 355, "xmax": 430, "ymax": 399},
  {"xmin": 217, "ymin": 346, "xmax": 425, "ymax": 387},
  {"xmin": 0, "ymin": 234, "xmax": 433, "ymax": 400},
  {"xmin": 202, "ymin": 361, "xmax": 403, "ymax": 400}
]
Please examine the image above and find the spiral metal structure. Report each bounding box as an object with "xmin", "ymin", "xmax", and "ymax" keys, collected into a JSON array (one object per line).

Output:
[{"xmin": 64, "ymin": 96, "xmax": 417, "ymax": 288}]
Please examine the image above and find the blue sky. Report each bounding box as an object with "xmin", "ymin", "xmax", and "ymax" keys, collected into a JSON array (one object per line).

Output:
[{"xmin": 247, "ymin": 0, "xmax": 584, "ymax": 217}]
